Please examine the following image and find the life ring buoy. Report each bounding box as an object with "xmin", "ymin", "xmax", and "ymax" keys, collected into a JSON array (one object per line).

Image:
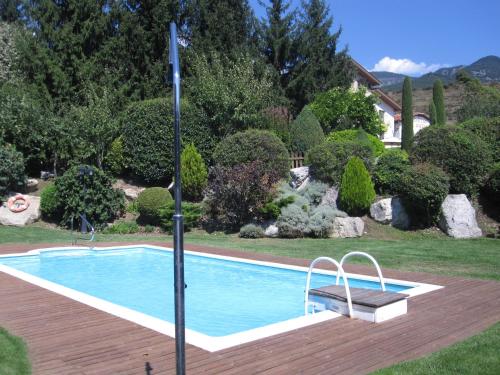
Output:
[{"xmin": 7, "ymin": 194, "xmax": 31, "ymax": 213}]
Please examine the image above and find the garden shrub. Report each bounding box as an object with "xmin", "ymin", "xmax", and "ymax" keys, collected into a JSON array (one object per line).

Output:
[
  {"xmin": 459, "ymin": 117, "xmax": 500, "ymax": 161},
  {"xmin": 482, "ymin": 163, "xmax": 500, "ymax": 206},
  {"xmin": 181, "ymin": 143, "xmax": 208, "ymax": 202},
  {"xmin": 55, "ymin": 165, "xmax": 125, "ymax": 229},
  {"xmin": 212, "ymin": 129, "xmax": 289, "ymax": 179},
  {"xmin": 260, "ymin": 195, "xmax": 295, "ymax": 220},
  {"xmin": 338, "ymin": 157, "xmax": 376, "ymax": 216},
  {"xmin": 137, "ymin": 187, "xmax": 173, "ymax": 225},
  {"xmin": 103, "ymin": 221, "xmax": 140, "ymax": 234},
  {"xmin": 308, "ymin": 205, "xmax": 347, "ymax": 238},
  {"xmin": 203, "ymin": 161, "xmax": 281, "ymax": 231},
  {"xmin": 398, "ymin": 163, "xmax": 450, "ymax": 227},
  {"xmin": 411, "ymin": 125, "xmax": 493, "ymax": 195},
  {"xmin": 0, "ymin": 143, "xmax": 26, "ymax": 199},
  {"xmin": 289, "ymin": 106, "xmax": 324, "ymax": 152},
  {"xmin": 373, "ymin": 149, "xmax": 410, "ymax": 194},
  {"xmin": 302, "ymin": 181, "xmax": 329, "ymax": 206},
  {"xmin": 276, "ymin": 204, "xmax": 310, "ymax": 238},
  {"xmin": 121, "ymin": 98, "xmax": 216, "ymax": 183},
  {"xmin": 159, "ymin": 201, "xmax": 202, "ymax": 232},
  {"xmin": 326, "ymin": 129, "xmax": 385, "ymax": 156},
  {"xmin": 105, "ymin": 136, "xmax": 125, "ymax": 176},
  {"xmin": 40, "ymin": 183, "xmax": 60, "ymax": 219},
  {"xmin": 262, "ymin": 106, "xmax": 292, "ymax": 148},
  {"xmin": 306, "ymin": 140, "xmax": 374, "ymax": 185},
  {"xmin": 239, "ymin": 224, "xmax": 265, "ymax": 238}
]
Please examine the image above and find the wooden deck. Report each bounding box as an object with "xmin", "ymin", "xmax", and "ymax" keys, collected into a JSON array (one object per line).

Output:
[{"xmin": 0, "ymin": 242, "xmax": 499, "ymax": 375}]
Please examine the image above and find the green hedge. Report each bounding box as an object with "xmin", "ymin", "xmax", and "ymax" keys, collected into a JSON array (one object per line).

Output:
[
  {"xmin": 289, "ymin": 106, "xmax": 324, "ymax": 152},
  {"xmin": 0, "ymin": 143, "xmax": 26, "ymax": 199},
  {"xmin": 40, "ymin": 183, "xmax": 59, "ymax": 220},
  {"xmin": 459, "ymin": 117, "xmax": 500, "ymax": 161},
  {"xmin": 326, "ymin": 129, "xmax": 385, "ymax": 157},
  {"xmin": 373, "ymin": 149, "xmax": 410, "ymax": 194},
  {"xmin": 137, "ymin": 187, "xmax": 173, "ymax": 225}
]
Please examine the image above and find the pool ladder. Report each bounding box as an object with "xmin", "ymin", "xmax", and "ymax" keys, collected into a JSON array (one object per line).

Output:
[
  {"xmin": 304, "ymin": 252, "xmax": 386, "ymax": 317},
  {"xmin": 71, "ymin": 214, "xmax": 95, "ymax": 246}
]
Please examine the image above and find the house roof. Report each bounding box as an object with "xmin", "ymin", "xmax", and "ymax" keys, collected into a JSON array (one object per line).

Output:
[
  {"xmin": 352, "ymin": 59, "xmax": 382, "ymax": 86},
  {"xmin": 373, "ymin": 89, "xmax": 402, "ymax": 112}
]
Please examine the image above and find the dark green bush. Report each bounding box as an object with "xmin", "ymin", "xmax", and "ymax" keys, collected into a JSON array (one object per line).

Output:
[
  {"xmin": 181, "ymin": 143, "xmax": 208, "ymax": 202},
  {"xmin": 260, "ymin": 195, "xmax": 295, "ymax": 220},
  {"xmin": 459, "ymin": 117, "xmax": 500, "ymax": 161},
  {"xmin": 338, "ymin": 157, "xmax": 376, "ymax": 216},
  {"xmin": 239, "ymin": 224, "xmax": 265, "ymax": 238},
  {"xmin": 137, "ymin": 187, "xmax": 173, "ymax": 225},
  {"xmin": 104, "ymin": 136, "xmax": 125, "ymax": 176},
  {"xmin": 40, "ymin": 183, "xmax": 59, "ymax": 219},
  {"xmin": 212, "ymin": 129, "xmax": 289, "ymax": 179},
  {"xmin": 398, "ymin": 163, "xmax": 450, "ymax": 227},
  {"xmin": 55, "ymin": 165, "xmax": 125, "ymax": 229},
  {"xmin": 373, "ymin": 149, "xmax": 410, "ymax": 194},
  {"xmin": 326, "ymin": 129, "xmax": 385, "ymax": 157},
  {"xmin": 121, "ymin": 98, "xmax": 216, "ymax": 183},
  {"xmin": 262, "ymin": 106, "xmax": 292, "ymax": 148},
  {"xmin": 306, "ymin": 140, "xmax": 374, "ymax": 185},
  {"xmin": 159, "ymin": 201, "xmax": 202, "ymax": 232},
  {"xmin": 411, "ymin": 125, "xmax": 493, "ymax": 195},
  {"xmin": 103, "ymin": 221, "xmax": 140, "ymax": 234},
  {"xmin": 482, "ymin": 162, "xmax": 500, "ymax": 206},
  {"xmin": 289, "ymin": 106, "xmax": 324, "ymax": 152},
  {"xmin": 0, "ymin": 143, "xmax": 26, "ymax": 199}
]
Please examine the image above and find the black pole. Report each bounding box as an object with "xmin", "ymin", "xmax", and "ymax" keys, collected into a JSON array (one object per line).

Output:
[{"xmin": 169, "ymin": 22, "xmax": 186, "ymax": 375}]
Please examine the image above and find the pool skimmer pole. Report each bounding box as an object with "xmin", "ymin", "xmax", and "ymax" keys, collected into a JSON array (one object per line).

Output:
[{"xmin": 169, "ymin": 22, "xmax": 186, "ymax": 375}]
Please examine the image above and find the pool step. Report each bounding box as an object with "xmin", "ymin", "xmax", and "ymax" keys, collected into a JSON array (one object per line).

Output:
[{"xmin": 309, "ymin": 285, "xmax": 409, "ymax": 323}]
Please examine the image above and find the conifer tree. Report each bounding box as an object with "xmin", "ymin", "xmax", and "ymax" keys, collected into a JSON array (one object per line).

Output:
[
  {"xmin": 429, "ymin": 101, "xmax": 437, "ymax": 125},
  {"xmin": 401, "ymin": 77, "xmax": 413, "ymax": 151},
  {"xmin": 181, "ymin": 143, "xmax": 208, "ymax": 201},
  {"xmin": 338, "ymin": 156, "xmax": 375, "ymax": 216},
  {"xmin": 433, "ymin": 79, "xmax": 446, "ymax": 125}
]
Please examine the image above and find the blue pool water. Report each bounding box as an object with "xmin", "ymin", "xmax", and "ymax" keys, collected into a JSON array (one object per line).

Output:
[{"xmin": 0, "ymin": 247, "xmax": 410, "ymax": 336}]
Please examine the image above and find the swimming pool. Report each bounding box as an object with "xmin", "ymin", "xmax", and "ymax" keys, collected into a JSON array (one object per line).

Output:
[{"xmin": 0, "ymin": 245, "xmax": 441, "ymax": 351}]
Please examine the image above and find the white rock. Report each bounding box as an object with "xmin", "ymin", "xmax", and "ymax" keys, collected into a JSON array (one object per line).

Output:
[
  {"xmin": 320, "ymin": 186, "xmax": 339, "ymax": 208},
  {"xmin": 439, "ymin": 194, "xmax": 482, "ymax": 238},
  {"xmin": 26, "ymin": 178, "xmax": 39, "ymax": 193},
  {"xmin": 290, "ymin": 166, "xmax": 309, "ymax": 189},
  {"xmin": 264, "ymin": 224, "xmax": 279, "ymax": 238},
  {"xmin": 123, "ymin": 187, "xmax": 144, "ymax": 200},
  {"xmin": 370, "ymin": 198, "xmax": 392, "ymax": 224},
  {"xmin": 391, "ymin": 197, "xmax": 410, "ymax": 230},
  {"xmin": 0, "ymin": 195, "xmax": 41, "ymax": 226},
  {"xmin": 329, "ymin": 217, "xmax": 364, "ymax": 238},
  {"xmin": 296, "ymin": 176, "xmax": 310, "ymax": 191}
]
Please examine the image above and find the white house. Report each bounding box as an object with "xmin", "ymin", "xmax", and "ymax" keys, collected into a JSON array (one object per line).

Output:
[{"xmin": 390, "ymin": 112, "xmax": 431, "ymax": 147}]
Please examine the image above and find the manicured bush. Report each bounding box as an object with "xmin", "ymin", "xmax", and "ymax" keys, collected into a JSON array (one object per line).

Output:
[
  {"xmin": 103, "ymin": 221, "xmax": 140, "ymax": 234},
  {"xmin": 411, "ymin": 125, "xmax": 493, "ymax": 195},
  {"xmin": 55, "ymin": 165, "xmax": 125, "ymax": 229},
  {"xmin": 289, "ymin": 106, "xmax": 324, "ymax": 152},
  {"xmin": 203, "ymin": 161, "xmax": 281, "ymax": 231},
  {"xmin": 308, "ymin": 205, "xmax": 347, "ymax": 238},
  {"xmin": 326, "ymin": 129, "xmax": 385, "ymax": 157},
  {"xmin": 373, "ymin": 149, "xmax": 410, "ymax": 194},
  {"xmin": 306, "ymin": 140, "xmax": 374, "ymax": 185},
  {"xmin": 276, "ymin": 204, "xmax": 310, "ymax": 238},
  {"xmin": 40, "ymin": 183, "xmax": 59, "ymax": 219},
  {"xmin": 159, "ymin": 201, "xmax": 202, "ymax": 232},
  {"xmin": 338, "ymin": 157, "xmax": 376, "ymax": 216},
  {"xmin": 212, "ymin": 129, "xmax": 289, "ymax": 179},
  {"xmin": 121, "ymin": 98, "xmax": 216, "ymax": 183},
  {"xmin": 459, "ymin": 117, "xmax": 500, "ymax": 161},
  {"xmin": 398, "ymin": 163, "xmax": 450, "ymax": 227},
  {"xmin": 0, "ymin": 143, "xmax": 25, "ymax": 199},
  {"xmin": 137, "ymin": 187, "xmax": 173, "ymax": 225},
  {"xmin": 239, "ymin": 224, "xmax": 265, "ymax": 239},
  {"xmin": 181, "ymin": 143, "xmax": 208, "ymax": 202},
  {"xmin": 105, "ymin": 136, "xmax": 125, "ymax": 176}
]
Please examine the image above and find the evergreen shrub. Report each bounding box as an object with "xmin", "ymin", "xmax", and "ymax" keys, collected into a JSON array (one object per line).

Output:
[
  {"xmin": 308, "ymin": 205, "xmax": 347, "ymax": 238},
  {"xmin": 326, "ymin": 129, "xmax": 385, "ymax": 156},
  {"xmin": 411, "ymin": 125, "xmax": 493, "ymax": 195},
  {"xmin": 0, "ymin": 143, "xmax": 25, "ymax": 199},
  {"xmin": 260, "ymin": 195, "xmax": 295, "ymax": 219},
  {"xmin": 105, "ymin": 136, "xmax": 125, "ymax": 176},
  {"xmin": 338, "ymin": 157, "xmax": 376, "ymax": 216},
  {"xmin": 159, "ymin": 201, "xmax": 202, "ymax": 232},
  {"xmin": 181, "ymin": 143, "xmax": 208, "ymax": 202},
  {"xmin": 398, "ymin": 163, "xmax": 449, "ymax": 227},
  {"xmin": 459, "ymin": 117, "xmax": 500, "ymax": 161},
  {"xmin": 276, "ymin": 204, "xmax": 310, "ymax": 238},
  {"xmin": 40, "ymin": 183, "xmax": 59, "ymax": 219},
  {"xmin": 482, "ymin": 163, "xmax": 500, "ymax": 206},
  {"xmin": 54, "ymin": 165, "xmax": 125, "ymax": 229},
  {"xmin": 239, "ymin": 224, "xmax": 265, "ymax": 239},
  {"xmin": 137, "ymin": 187, "xmax": 173, "ymax": 225},
  {"xmin": 103, "ymin": 221, "xmax": 140, "ymax": 234},
  {"xmin": 373, "ymin": 149, "xmax": 410, "ymax": 194},
  {"xmin": 212, "ymin": 129, "xmax": 289, "ymax": 179},
  {"xmin": 289, "ymin": 106, "xmax": 324, "ymax": 152}
]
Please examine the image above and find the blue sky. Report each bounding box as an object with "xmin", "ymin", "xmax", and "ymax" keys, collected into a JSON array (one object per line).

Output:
[{"xmin": 250, "ymin": 0, "xmax": 500, "ymax": 76}]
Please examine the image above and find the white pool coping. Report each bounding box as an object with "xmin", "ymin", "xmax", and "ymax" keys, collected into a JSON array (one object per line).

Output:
[{"xmin": 0, "ymin": 244, "xmax": 443, "ymax": 352}]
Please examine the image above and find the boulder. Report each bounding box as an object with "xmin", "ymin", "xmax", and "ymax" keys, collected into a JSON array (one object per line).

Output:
[
  {"xmin": 370, "ymin": 198, "xmax": 392, "ymax": 224},
  {"xmin": 320, "ymin": 186, "xmax": 339, "ymax": 208},
  {"xmin": 391, "ymin": 197, "xmax": 410, "ymax": 230},
  {"xmin": 290, "ymin": 166, "xmax": 309, "ymax": 189},
  {"xmin": 0, "ymin": 195, "xmax": 41, "ymax": 226},
  {"xmin": 296, "ymin": 176, "xmax": 310, "ymax": 191},
  {"xmin": 123, "ymin": 187, "xmax": 144, "ymax": 201},
  {"xmin": 264, "ymin": 223, "xmax": 279, "ymax": 238},
  {"xmin": 329, "ymin": 217, "xmax": 364, "ymax": 238},
  {"xmin": 26, "ymin": 178, "xmax": 39, "ymax": 193},
  {"xmin": 439, "ymin": 194, "xmax": 482, "ymax": 238}
]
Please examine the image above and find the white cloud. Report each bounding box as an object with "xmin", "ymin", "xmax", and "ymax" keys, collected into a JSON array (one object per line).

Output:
[{"xmin": 372, "ymin": 57, "xmax": 448, "ymax": 76}]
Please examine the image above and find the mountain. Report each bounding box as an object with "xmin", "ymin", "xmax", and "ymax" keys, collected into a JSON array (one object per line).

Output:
[{"xmin": 374, "ymin": 55, "xmax": 500, "ymax": 91}]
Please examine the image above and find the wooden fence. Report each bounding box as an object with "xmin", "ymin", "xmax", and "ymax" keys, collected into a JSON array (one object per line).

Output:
[{"xmin": 289, "ymin": 151, "xmax": 305, "ymax": 169}]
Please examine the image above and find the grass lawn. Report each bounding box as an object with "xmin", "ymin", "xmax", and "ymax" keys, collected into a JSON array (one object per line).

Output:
[
  {"xmin": 372, "ymin": 322, "xmax": 500, "ymax": 374},
  {"xmin": 0, "ymin": 327, "xmax": 31, "ymax": 375},
  {"xmin": 0, "ymin": 223, "xmax": 499, "ymax": 280}
]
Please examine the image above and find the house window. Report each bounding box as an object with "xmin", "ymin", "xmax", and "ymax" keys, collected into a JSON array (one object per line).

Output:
[{"xmin": 378, "ymin": 109, "xmax": 385, "ymax": 121}]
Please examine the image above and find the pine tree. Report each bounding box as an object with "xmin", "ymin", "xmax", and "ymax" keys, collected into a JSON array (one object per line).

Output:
[
  {"xmin": 338, "ymin": 156, "xmax": 376, "ymax": 216},
  {"xmin": 286, "ymin": 0, "xmax": 353, "ymax": 112},
  {"xmin": 181, "ymin": 143, "xmax": 208, "ymax": 202},
  {"xmin": 429, "ymin": 101, "xmax": 437, "ymax": 125},
  {"xmin": 401, "ymin": 77, "xmax": 413, "ymax": 151},
  {"xmin": 433, "ymin": 79, "xmax": 446, "ymax": 125}
]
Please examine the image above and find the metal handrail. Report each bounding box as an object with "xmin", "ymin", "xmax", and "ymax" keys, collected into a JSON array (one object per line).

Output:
[
  {"xmin": 304, "ymin": 257, "xmax": 353, "ymax": 318},
  {"xmin": 336, "ymin": 251, "xmax": 385, "ymax": 291},
  {"xmin": 71, "ymin": 214, "xmax": 95, "ymax": 245}
]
